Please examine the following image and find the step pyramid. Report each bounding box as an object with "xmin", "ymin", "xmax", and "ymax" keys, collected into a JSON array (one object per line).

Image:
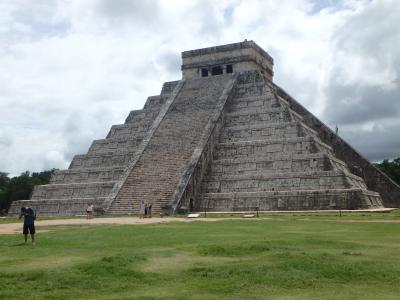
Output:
[{"xmin": 9, "ymin": 41, "xmax": 400, "ymax": 215}]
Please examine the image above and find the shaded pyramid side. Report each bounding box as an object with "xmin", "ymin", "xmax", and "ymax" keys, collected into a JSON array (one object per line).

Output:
[
  {"xmin": 8, "ymin": 81, "xmax": 179, "ymax": 215},
  {"xmin": 196, "ymin": 71, "xmax": 383, "ymax": 211},
  {"xmin": 273, "ymin": 84, "xmax": 400, "ymax": 208}
]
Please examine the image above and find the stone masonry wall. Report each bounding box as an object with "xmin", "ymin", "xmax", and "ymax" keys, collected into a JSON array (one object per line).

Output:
[
  {"xmin": 275, "ymin": 84, "xmax": 400, "ymax": 208},
  {"xmin": 196, "ymin": 71, "xmax": 383, "ymax": 212}
]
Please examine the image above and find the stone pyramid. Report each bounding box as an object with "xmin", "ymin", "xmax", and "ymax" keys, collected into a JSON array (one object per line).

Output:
[{"xmin": 10, "ymin": 41, "xmax": 400, "ymax": 215}]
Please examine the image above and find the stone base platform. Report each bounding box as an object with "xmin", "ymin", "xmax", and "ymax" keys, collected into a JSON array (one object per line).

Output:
[
  {"xmin": 199, "ymin": 189, "xmax": 382, "ymax": 212},
  {"xmin": 204, "ymin": 207, "xmax": 398, "ymax": 214},
  {"xmin": 8, "ymin": 198, "xmax": 106, "ymax": 216}
]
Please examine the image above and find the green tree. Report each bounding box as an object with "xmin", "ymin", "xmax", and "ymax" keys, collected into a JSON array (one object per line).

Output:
[
  {"xmin": 375, "ymin": 157, "xmax": 400, "ymax": 185},
  {"xmin": 0, "ymin": 172, "xmax": 11, "ymax": 214},
  {"xmin": 0, "ymin": 169, "xmax": 56, "ymax": 213},
  {"xmin": 0, "ymin": 172, "xmax": 10, "ymax": 188}
]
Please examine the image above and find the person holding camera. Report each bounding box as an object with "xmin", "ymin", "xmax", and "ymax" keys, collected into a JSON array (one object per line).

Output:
[{"xmin": 19, "ymin": 207, "xmax": 36, "ymax": 244}]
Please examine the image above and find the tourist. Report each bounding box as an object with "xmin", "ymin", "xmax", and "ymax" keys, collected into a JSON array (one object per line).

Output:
[
  {"xmin": 144, "ymin": 203, "xmax": 148, "ymax": 218},
  {"xmin": 86, "ymin": 203, "xmax": 94, "ymax": 219},
  {"xmin": 19, "ymin": 207, "xmax": 36, "ymax": 244},
  {"xmin": 148, "ymin": 203, "xmax": 152, "ymax": 218},
  {"xmin": 139, "ymin": 200, "xmax": 145, "ymax": 218}
]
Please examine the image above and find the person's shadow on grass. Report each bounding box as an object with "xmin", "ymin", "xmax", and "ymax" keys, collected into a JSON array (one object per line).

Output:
[{"xmin": 11, "ymin": 242, "xmax": 29, "ymax": 247}]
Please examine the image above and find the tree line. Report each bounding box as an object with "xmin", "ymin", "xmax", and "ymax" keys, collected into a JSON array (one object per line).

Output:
[
  {"xmin": 0, "ymin": 158, "xmax": 399, "ymax": 214},
  {"xmin": 0, "ymin": 170, "xmax": 56, "ymax": 214},
  {"xmin": 374, "ymin": 157, "xmax": 400, "ymax": 186}
]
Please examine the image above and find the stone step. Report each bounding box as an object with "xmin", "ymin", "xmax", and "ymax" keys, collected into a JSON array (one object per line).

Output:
[
  {"xmin": 227, "ymin": 93, "xmax": 281, "ymax": 111},
  {"xmin": 50, "ymin": 167, "xmax": 126, "ymax": 184},
  {"xmin": 220, "ymin": 120, "xmax": 319, "ymax": 142},
  {"xmin": 69, "ymin": 151, "xmax": 137, "ymax": 169},
  {"xmin": 124, "ymin": 108, "xmax": 159, "ymax": 125},
  {"xmin": 202, "ymin": 170, "xmax": 353, "ymax": 193},
  {"xmin": 124, "ymin": 109, "xmax": 142, "ymax": 124},
  {"xmin": 235, "ymin": 81, "xmax": 266, "ymax": 88},
  {"xmin": 227, "ymin": 151, "xmax": 355, "ymax": 185},
  {"xmin": 106, "ymin": 123, "xmax": 150, "ymax": 139},
  {"xmin": 108, "ymin": 205, "xmax": 166, "ymax": 214},
  {"xmin": 229, "ymin": 92, "xmax": 276, "ymax": 103},
  {"xmin": 225, "ymin": 106, "xmax": 289, "ymax": 118},
  {"xmin": 142, "ymin": 95, "xmax": 164, "ymax": 109},
  {"xmin": 8, "ymin": 198, "xmax": 107, "ymax": 216},
  {"xmin": 108, "ymin": 195, "xmax": 173, "ymax": 214},
  {"xmin": 213, "ymin": 137, "xmax": 332, "ymax": 160},
  {"xmin": 200, "ymin": 189, "xmax": 383, "ymax": 211},
  {"xmin": 210, "ymin": 154, "xmax": 332, "ymax": 175},
  {"xmin": 220, "ymin": 121, "xmax": 302, "ymax": 142},
  {"xmin": 224, "ymin": 107, "xmax": 293, "ymax": 126},
  {"xmin": 213, "ymin": 153, "xmax": 327, "ymax": 164},
  {"xmin": 160, "ymin": 80, "xmax": 179, "ymax": 97},
  {"xmin": 207, "ymin": 169, "xmax": 365, "ymax": 183},
  {"xmin": 88, "ymin": 136, "xmax": 143, "ymax": 155},
  {"xmin": 31, "ymin": 181, "xmax": 117, "ymax": 200},
  {"xmin": 233, "ymin": 82, "xmax": 268, "ymax": 98}
]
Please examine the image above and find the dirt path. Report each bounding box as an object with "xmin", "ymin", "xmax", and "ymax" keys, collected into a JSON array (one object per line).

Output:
[
  {"xmin": 2, "ymin": 214, "xmax": 400, "ymax": 235},
  {"xmin": 0, "ymin": 217, "xmax": 233, "ymax": 235}
]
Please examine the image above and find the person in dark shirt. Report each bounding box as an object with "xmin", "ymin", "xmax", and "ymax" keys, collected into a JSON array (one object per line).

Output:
[{"xmin": 19, "ymin": 207, "xmax": 36, "ymax": 244}]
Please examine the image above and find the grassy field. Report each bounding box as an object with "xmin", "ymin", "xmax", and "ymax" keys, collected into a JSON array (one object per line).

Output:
[{"xmin": 1, "ymin": 213, "xmax": 400, "ymax": 299}]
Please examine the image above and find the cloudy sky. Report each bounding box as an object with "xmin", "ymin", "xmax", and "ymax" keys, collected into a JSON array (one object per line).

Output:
[{"xmin": 0, "ymin": 0, "xmax": 399, "ymax": 176}]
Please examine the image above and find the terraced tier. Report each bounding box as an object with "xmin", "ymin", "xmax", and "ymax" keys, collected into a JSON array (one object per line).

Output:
[
  {"xmin": 106, "ymin": 123, "xmax": 149, "ymax": 139},
  {"xmin": 69, "ymin": 151, "xmax": 136, "ymax": 169},
  {"xmin": 87, "ymin": 136, "xmax": 144, "ymax": 155},
  {"xmin": 224, "ymin": 107, "xmax": 292, "ymax": 127},
  {"xmin": 202, "ymin": 170, "xmax": 365, "ymax": 193},
  {"xmin": 220, "ymin": 121, "xmax": 303, "ymax": 142},
  {"xmin": 31, "ymin": 181, "xmax": 117, "ymax": 200},
  {"xmin": 200, "ymin": 189, "xmax": 383, "ymax": 211},
  {"xmin": 12, "ymin": 198, "xmax": 107, "ymax": 216},
  {"xmin": 50, "ymin": 166, "xmax": 126, "ymax": 184},
  {"xmin": 209, "ymin": 153, "xmax": 333, "ymax": 176},
  {"xmin": 213, "ymin": 137, "xmax": 333, "ymax": 160}
]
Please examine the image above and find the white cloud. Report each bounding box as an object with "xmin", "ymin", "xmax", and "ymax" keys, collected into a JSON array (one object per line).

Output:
[{"xmin": 0, "ymin": 0, "xmax": 399, "ymax": 176}]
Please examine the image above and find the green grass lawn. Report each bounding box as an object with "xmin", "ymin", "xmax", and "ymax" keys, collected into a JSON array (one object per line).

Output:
[{"xmin": 1, "ymin": 216, "xmax": 400, "ymax": 299}]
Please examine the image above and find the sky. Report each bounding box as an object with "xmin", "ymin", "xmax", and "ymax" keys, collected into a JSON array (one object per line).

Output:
[{"xmin": 0, "ymin": 0, "xmax": 399, "ymax": 176}]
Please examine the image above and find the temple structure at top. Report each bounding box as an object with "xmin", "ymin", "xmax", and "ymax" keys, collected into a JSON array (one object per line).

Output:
[
  {"xmin": 181, "ymin": 40, "xmax": 274, "ymax": 80},
  {"xmin": 9, "ymin": 41, "xmax": 400, "ymax": 215}
]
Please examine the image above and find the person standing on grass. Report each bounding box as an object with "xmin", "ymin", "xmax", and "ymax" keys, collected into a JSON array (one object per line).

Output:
[
  {"xmin": 86, "ymin": 203, "xmax": 94, "ymax": 219},
  {"xmin": 148, "ymin": 203, "xmax": 152, "ymax": 218},
  {"xmin": 139, "ymin": 200, "xmax": 145, "ymax": 218},
  {"xmin": 19, "ymin": 207, "xmax": 36, "ymax": 244}
]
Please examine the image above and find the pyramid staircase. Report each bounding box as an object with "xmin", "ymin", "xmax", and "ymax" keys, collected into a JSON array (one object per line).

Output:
[{"xmin": 108, "ymin": 75, "xmax": 236, "ymax": 214}]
